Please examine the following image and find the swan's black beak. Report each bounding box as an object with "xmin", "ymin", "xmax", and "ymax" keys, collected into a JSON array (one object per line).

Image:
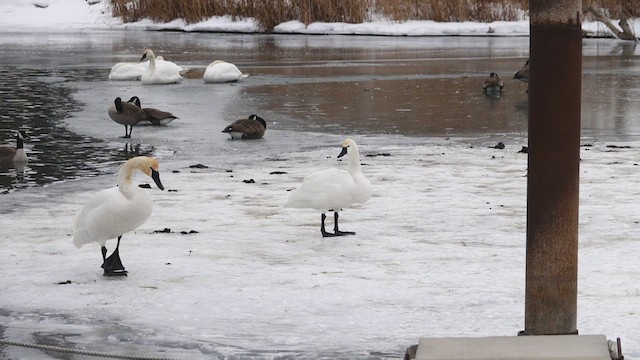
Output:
[
  {"xmin": 140, "ymin": 53, "xmax": 147, "ymax": 62},
  {"xmin": 337, "ymin": 146, "xmax": 348, "ymax": 158},
  {"xmin": 151, "ymin": 169, "xmax": 164, "ymax": 190}
]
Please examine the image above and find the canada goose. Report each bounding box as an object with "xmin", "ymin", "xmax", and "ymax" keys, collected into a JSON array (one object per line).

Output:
[
  {"xmin": 0, "ymin": 130, "xmax": 29, "ymax": 165},
  {"xmin": 285, "ymin": 139, "xmax": 372, "ymax": 237},
  {"xmin": 127, "ymin": 96, "xmax": 178, "ymax": 126},
  {"xmin": 203, "ymin": 60, "xmax": 249, "ymax": 83},
  {"xmin": 140, "ymin": 49, "xmax": 183, "ymax": 85},
  {"xmin": 222, "ymin": 115, "xmax": 266, "ymax": 140},
  {"xmin": 483, "ymin": 72, "xmax": 504, "ymax": 93},
  {"xmin": 73, "ymin": 156, "xmax": 164, "ymax": 276},
  {"xmin": 514, "ymin": 59, "xmax": 530, "ymax": 83},
  {"xmin": 108, "ymin": 97, "xmax": 147, "ymax": 138}
]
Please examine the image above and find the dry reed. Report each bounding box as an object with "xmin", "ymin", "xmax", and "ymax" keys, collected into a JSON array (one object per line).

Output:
[{"xmin": 108, "ymin": 0, "xmax": 640, "ymax": 32}]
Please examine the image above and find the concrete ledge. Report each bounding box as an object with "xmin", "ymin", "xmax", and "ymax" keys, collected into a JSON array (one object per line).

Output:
[{"xmin": 414, "ymin": 335, "xmax": 611, "ymax": 360}]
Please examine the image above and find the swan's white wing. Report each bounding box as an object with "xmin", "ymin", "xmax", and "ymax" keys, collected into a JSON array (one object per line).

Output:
[
  {"xmin": 285, "ymin": 168, "xmax": 359, "ymax": 211},
  {"xmin": 203, "ymin": 61, "xmax": 247, "ymax": 83},
  {"xmin": 73, "ymin": 187, "xmax": 153, "ymax": 247},
  {"xmin": 108, "ymin": 62, "xmax": 146, "ymax": 81}
]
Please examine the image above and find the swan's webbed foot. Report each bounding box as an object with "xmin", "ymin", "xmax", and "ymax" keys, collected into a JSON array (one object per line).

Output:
[
  {"xmin": 321, "ymin": 229, "xmax": 337, "ymax": 237},
  {"xmin": 100, "ymin": 240, "xmax": 128, "ymax": 277},
  {"xmin": 332, "ymin": 212, "xmax": 355, "ymax": 237}
]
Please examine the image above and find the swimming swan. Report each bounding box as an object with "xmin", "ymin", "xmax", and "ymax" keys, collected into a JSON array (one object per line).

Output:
[
  {"xmin": 285, "ymin": 139, "xmax": 372, "ymax": 237},
  {"xmin": 0, "ymin": 130, "xmax": 29, "ymax": 165},
  {"xmin": 222, "ymin": 114, "xmax": 266, "ymax": 139},
  {"xmin": 127, "ymin": 96, "xmax": 178, "ymax": 126},
  {"xmin": 108, "ymin": 97, "xmax": 147, "ymax": 138},
  {"xmin": 203, "ymin": 60, "xmax": 249, "ymax": 83},
  {"xmin": 73, "ymin": 156, "xmax": 165, "ymax": 276},
  {"xmin": 140, "ymin": 49, "xmax": 183, "ymax": 85}
]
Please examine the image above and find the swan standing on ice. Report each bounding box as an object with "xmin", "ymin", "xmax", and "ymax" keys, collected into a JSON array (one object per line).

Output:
[
  {"xmin": 73, "ymin": 156, "xmax": 165, "ymax": 276},
  {"xmin": 140, "ymin": 49, "xmax": 183, "ymax": 85},
  {"xmin": 203, "ymin": 60, "xmax": 249, "ymax": 83},
  {"xmin": 286, "ymin": 139, "xmax": 372, "ymax": 237},
  {"xmin": 107, "ymin": 97, "xmax": 147, "ymax": 138},
  {"xmin": 0, "ymin": 130, "xmax": 29, "ymax": 165},
  {"xmin": 222, "ymin": 114, "xmax": 266, "ymax": 139},
  {"xmin": 127, "ymin": 96, "xmax": 178, "ymax": 126}
]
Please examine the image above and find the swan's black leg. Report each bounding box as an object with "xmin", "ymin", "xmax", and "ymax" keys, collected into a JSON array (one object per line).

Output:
[
  {"xmin": 321, "ymin": 213, "xmax": 336, "ymax": 237},
  {"xmin": 333, "ymin": 211, "xmax": 355, "ymax": 236},
  {"xmin": 102, "ymin": 236, "xmax": 128, "ymax": 276}
]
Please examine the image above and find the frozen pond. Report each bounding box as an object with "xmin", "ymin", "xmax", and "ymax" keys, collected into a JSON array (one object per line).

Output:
[
  {"xmin": 1, "ymin": 31, "xmax": 640, "ymax": 359},
  {"xmin": 1, "ymin": 31, "xmax": 640, "ymax": 194}
]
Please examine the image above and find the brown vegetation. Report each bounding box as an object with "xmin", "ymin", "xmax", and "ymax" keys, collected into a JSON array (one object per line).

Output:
[{"xmin": 108, "ymin": 0, "xmax": 639, "ymax": 32}]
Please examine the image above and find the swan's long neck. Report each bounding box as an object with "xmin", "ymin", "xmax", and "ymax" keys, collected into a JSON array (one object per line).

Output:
[
  {"xmin": 347, "ymin": 144, "xmax": 362, "ymax": 174},
  {"xmin": 147, "ymin": 52, "xmax": 156, "ymax": 72},
  {"xmin": 16, "ymin": 134, "xmax": 24, "ymax": 149},
  {"xmin": 117, "ymin": 161, "xmax": 140, "ymax": 198}
]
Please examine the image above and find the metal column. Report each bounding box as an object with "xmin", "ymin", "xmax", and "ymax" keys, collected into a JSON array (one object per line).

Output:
[{"xmin": 524, "ymin": 0, "xmax": 582, "ymax": 335}]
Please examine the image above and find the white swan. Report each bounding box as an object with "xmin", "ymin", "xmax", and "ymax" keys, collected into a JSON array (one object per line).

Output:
[
  {"xmin": 140, "ymin": 49, "xmax": 183, "ymax": 85},
  {"xmin": 286, "ymin": 139, "xmax": 372, "ymax": 237},
  {"xmin": 109, "ymin": 56, "xmax": 185, "ymax": 81},
  {"xmin": 203, "ymin": 60, "xmax": 249, "ymax": 83},
  {"xmin": 108, "ymin": 61, "xmax": 147, "ymax": 81},
  {"xmin": 0, "ymin": 130, "xmax": 29, "ymax": 165},
  {"xmin": 73, "ymin": 156, "xmax": 165, "ymax": 276}
]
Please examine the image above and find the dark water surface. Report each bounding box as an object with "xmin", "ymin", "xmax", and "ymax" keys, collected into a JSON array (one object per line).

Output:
[{"xmin": 0, "ymin": 31, "xmax": 638, "ymax": 195}]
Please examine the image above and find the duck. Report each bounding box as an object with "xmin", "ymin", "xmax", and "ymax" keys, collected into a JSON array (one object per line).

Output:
[
  {"xmin": 127, "ymin": 96, "xmax": 178, "ymax": 126},
  {"xmin": 140, "ymin": 49, "xmax": 183, "ymax": 85},
  {"xmin": 514, "ymin": 59, "xmax": 530, "ymax": 83},
  {"xmin": 0, "ymin": 130, "xmax": 29, "ymax": 165},
  {"xmin": 285, "ymin": 139, "xmax": 372, "ymax": 237},
  {"xmin": 222, "ymin": 114, "xmax": 266, "ymax": 139},
  {"xmin": 483, "ymin": 72, "xmax": 504, "ymax": 93},
  {"xmin": 73, "ymin": 156, "xmax": 164, "ymax": 277},
  {"xmin": 107, "ymin": 97, "xmax": 147, "ymax": 138},
  {"xmin": 203, "ymin": 60, "xmax": 249, "ymax": 83}
]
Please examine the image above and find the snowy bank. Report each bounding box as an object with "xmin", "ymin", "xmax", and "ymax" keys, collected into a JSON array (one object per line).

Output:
[{"xmin": 0, "ymin": 0, "xmax": 635, "ymax": 38}]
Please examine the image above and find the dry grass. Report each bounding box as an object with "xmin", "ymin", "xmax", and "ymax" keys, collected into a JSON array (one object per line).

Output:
[{"xmin": 108, "ymin": 0, "xmax": 640, "ymax": 32}]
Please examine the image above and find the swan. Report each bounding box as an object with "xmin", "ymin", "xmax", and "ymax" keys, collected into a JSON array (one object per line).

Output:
[
  {"xmin": 222, "ymin": 114, "xmax": 266, "ymax": 139},
  {"xmin": 108, "ymin": 61, "xmax": 147, "ymax": 81},
  {"xmin": 73, "ymin": 156, "xmax": 165, "ymax": 276},
  {"xmin": 140, "ymin": 49, "xmax": 183, "ymax": 85},
  {"xmin": 107, "ymin": 97, "xmax": 147, "ymax": 138},
  {"xmin": 514, "ymin": 59, "xmax": 530, "ymax": 83},
  {"xmin": 285, "ymin": 139, "xmax": 372, "ymax": 237},
  {"xmin": 483, "ymin": 72, "xmax": 504, "ymax": 93},
  {"xmin": 203, "ymin": 60, "xmax": 249, "ymax": 83},
  {"xmin": 0, "ymin": 130, "xmax": 29, "ymax": 165},
  {"xmin": 109, "ymin": 56, "xmax": 185, "ymax": 81},
  {"xmin": 127, "ymin": 96, "xmax": 178, "ymax": 126}
]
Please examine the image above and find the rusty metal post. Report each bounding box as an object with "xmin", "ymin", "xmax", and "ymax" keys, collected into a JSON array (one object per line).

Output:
[{"xmin": 524, "ymin": 0, "xmax": 582, "ymax": 335}]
